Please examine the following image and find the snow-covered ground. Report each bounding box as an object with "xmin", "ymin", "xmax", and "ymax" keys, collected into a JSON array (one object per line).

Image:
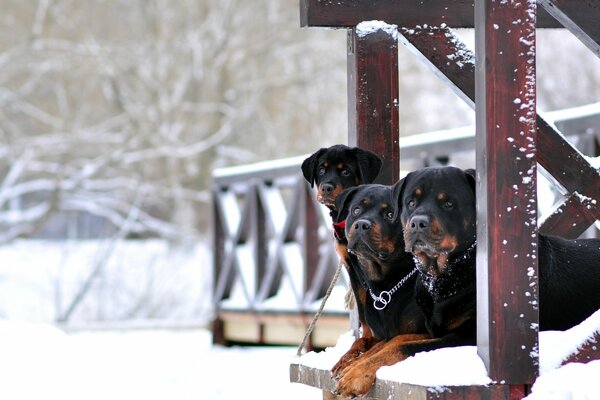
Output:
[
  {"xmin": 0, "ymin": 321, "xmax": 319, "ymax": 400},
  {"xmin": 0, "ymin": 240, "xmax": 211, "ymax": 324}
]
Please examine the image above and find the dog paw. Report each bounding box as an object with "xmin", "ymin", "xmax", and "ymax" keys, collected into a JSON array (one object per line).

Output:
[
  {"xmin": 331, "ymin": 352, "xmax": 359, "ymax": 378},
  {"xmin": 335, "ymin": 366, "xmax": 376, "ymax": 398}
]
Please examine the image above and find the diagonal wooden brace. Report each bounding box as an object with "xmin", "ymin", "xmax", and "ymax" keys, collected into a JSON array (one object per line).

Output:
[{"xmin": 538, "ymin": 0, "xmax": 600, "ymax": 58}]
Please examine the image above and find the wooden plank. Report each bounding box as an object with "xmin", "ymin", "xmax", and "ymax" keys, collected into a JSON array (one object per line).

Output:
[
  {"xmin": 399, "ymin": 27, "xmax": 600, "ymax": 227},
  {"xmin": 290, "ymin": 363, "xmax": 515, "ymax": 399},
  {"xmin": 347, "ymin": 25, "xmax": 399, "ymax": 184},
  {"xmin": 475, "ymin": 0, "xmax": 539, "ymax": 384},
  {"xmin": 539, "ymin": 193, "xmax": 598, "ymax": 238},
  {"xmin": 538, "ymin": 0, "xmax": 600, "ymax": 57},
  {"xmin": 300, "ymin": 0, "xmax": 561, "ymax": 28}
]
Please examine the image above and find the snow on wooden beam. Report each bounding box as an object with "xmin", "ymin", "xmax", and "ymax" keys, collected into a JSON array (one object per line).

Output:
[
  {"xmin": 538, "ymin": 0, "xmax": 600, "ymax": 58},
  {"xmin": 299, "ymin": 0, "xmax": 562, "ymax": 29},
  {"xmin": 347, "ymin": 22, "xmax": 399, "ymax": 185},
  {"xmin": 474, "ymin": 0, "xmax": 539, "ymax": 384}
]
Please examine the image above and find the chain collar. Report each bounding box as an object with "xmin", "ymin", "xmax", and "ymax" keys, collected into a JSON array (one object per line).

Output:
[{"xmin": 368, "ymin": 266, "xmax": 419, "ymax": 311}]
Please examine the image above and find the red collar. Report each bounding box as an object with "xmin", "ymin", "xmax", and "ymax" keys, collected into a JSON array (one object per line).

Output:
[{"xmin": 332, "ymin": 219, "xmax": 346, "ymax": 241}]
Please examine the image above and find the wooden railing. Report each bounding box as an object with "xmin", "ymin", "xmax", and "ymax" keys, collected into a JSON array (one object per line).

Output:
[{"xmin": 211, "ymin": 156, "xmax": 352, "ymax": 346}]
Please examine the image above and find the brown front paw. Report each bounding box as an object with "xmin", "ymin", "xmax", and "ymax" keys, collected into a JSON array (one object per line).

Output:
[
  {"xmin": 335, "ymin": 365, "xmax": 376, "ymax": 398},
  {"xmin": 331, "ymin": 351, "xmax": 359, "ymax": 378},
  {"xmin": 331, "ymin": 338, "xmax": 377, "ymax": 379}
]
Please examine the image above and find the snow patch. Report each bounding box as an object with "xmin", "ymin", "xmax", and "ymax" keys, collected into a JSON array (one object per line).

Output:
[{"xmin": 356, "ymin": 20, "xmax": 398, "ymax": 39}]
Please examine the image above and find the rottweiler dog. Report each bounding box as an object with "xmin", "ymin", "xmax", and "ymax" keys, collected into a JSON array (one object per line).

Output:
[
  {"xmin": 301, "ymin": 145, "xmax": 383, "ymax": 371},
  {"xmin": 395, "ymin": 166, "xmax": 600, "ymax": 340},
  {"xmin": 301, "ymin": 144, "xmax": 382, "ymax": 221},
  {"xmin": 330, "ymin": 184, "xmax": 429, "ymax": 398}
]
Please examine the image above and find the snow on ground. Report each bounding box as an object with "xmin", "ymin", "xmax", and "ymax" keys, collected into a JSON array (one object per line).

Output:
[
  {"xmin": 0, "ymin": 321, "xmax": 320, "ymax": 400},
  {"xmin": 0, "ymin": 240, "xmax": 211, "ymax": 324}
]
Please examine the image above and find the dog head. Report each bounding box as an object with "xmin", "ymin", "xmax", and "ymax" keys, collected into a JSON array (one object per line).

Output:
[
  {"xmin": 301, "ymin": 145, "xmax": 382, "ymax": 210},
  {"xmin": 335, "ymin": 183, "xmax": 408, "ymax": 282},
  {"xmin": 393, "ymin": 167, "xmax": 476, "ymax": 277}
]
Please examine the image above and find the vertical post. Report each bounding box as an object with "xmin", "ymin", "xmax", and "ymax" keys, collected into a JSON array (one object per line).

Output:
[
  {"xmin": 475, "ymin": 0, "xmax": 539, "ymax": 384},
  {"xmin": 303, "ymin": 181, "xmax": 321, "ymax": 307},
  {"xmin": 212, "ymin": 187, "xmax": 227, "ymax": 345},
  {"xmin": 347, "ymin": 22, "xmax": 399, "ymax": 185}
]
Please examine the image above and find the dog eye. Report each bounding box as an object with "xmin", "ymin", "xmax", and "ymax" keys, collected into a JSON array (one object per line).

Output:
[
  {"xmin": 444, "ymin": 200, "xmax": 454, "ymax": 209},
  {"xmin": 385, "ymin": 211, "xmax": 394, "ymax": 220},
  {"xmin": 318, "ymin": 167, "xmax": 326, "ymax": 176},
  {"xmin": 407, "ymin": 200, "xmax": 416, "ymax": 209},
  {"xmin": 340, "ymin": 168, "xmax": 351, "ymax": 177},
  {"xmin": 352, "ymin": 206, "xmax": 361, "ymax": 216}
]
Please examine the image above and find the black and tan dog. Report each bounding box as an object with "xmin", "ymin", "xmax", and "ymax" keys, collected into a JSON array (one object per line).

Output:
[
  {"xmin": 396, "ymin": 166, "xmax": 600, "ymax": 334},
  {"xmin": 330, "ymin": 184, "xmax": 429, "ymax": 397},
  {"xmin": 301, "ymin": 145, "xmax": 384, "ymax": 371},
  {"xmin": 302, "ymin": 144, "xmax": 382, "ymax": 220}
]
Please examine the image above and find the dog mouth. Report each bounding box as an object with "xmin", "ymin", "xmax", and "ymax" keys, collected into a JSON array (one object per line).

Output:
[
  {"xmin": 316, "ymin": 193, "xmax": 335, "ymax": 208},
  {"xmin": 409, "ymin": 240, "xmax": 451, "ymax": 277},
  {"xmin": 348, "ymin": 238, "xmax": 390, "ymax": 261}
]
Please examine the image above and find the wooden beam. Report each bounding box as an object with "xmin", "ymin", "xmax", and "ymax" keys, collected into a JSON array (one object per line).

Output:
[
  {"xmin": 538, "ymin": 0, "xmax": 600, "ymax": 58},
  {"xmin": 475, "ymin": 0, "xmax": 539, "ymax": 384},
  {"xmin": 300, "ymin": 0, "xmax": 561, "ymax": 28},
  {"xmin": 539, "ymin": 193, "xmax": 599, "ymax": 238},
  {"xmin": 347, "ymin": 24, "xmax": 399, "ymax": 184}
]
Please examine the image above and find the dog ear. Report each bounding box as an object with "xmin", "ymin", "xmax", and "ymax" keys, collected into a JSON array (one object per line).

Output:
[
  {"xmin": 464, "ymin": 169, "xmax": 476, "ymax": 196},
  {"xmin": 391, "ymin": 176, "xmax": 407, "ymax": 222},
  {"xmin": 334, "ymin": 186, "xmax": 360, "ymax": 223},
  {"xmin": 352, "ymin": 148, "xmax": 383, "ymax": 184},
  {"xmin": 301, "ymin": 148, "xmax": 326, "ymax": 188}
]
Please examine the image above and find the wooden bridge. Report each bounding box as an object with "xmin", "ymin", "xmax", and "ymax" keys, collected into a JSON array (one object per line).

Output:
[{"xmin": 213, "ymin": 0, "xmax": 600, "ymax": 398}]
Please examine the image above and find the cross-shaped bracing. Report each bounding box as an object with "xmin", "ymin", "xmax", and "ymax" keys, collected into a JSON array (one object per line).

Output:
[
  {"xmin": 212, "ymin": 177, "xmax": 341, "ymax": 312},
  {"xmin": 399, "ymin": 26, "xmax": 600, "ymax": 239}
]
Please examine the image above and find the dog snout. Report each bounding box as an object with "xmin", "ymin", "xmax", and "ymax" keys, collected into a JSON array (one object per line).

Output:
[
  {"xmin": 353, "ymin": 219, "xmax": 372, "ymax": 232},
  {"xmin": 321, "ymin": 183, "xmax": 334, "ymax": 194},
  {"xmin": 409, "ymin": 215, "xmax": 430, "ymax": 233}
]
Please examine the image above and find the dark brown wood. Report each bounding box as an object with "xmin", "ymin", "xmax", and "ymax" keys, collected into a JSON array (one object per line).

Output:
[
  {"xmin": 399, "ymin": 27, "xmax": 600, "ymax": 234},
  {"xmin": 535, "ymin": 116, "xmax": 600, "ymax": 216},
  {"xmin": 475, "ymin": 0, "xmax": 539, "ymax": 384},
  {"xmin": 212, "ymin": 317, "xmax": 228, "ymax": 346},
  {"xmin": 290, "ymin": 363, "xmax": 514, "ymax": 400},
  {"xmin": 563, "ymin": 331, "xmax": 600, "ymax": 365},
  {"xmin": 347, "ymin": 26, "xmax": 399, "ymax": 184},
  {"xmin": 300, "ymin": 0, "xmax": 561, "ymax": 28},
  {"xmin": 303, "ymin": 180, "xmax": 322, "ymax": 298},
  {"xmin": 539, "ymin": 193, "xmax": 598, "ymax": 238},
  {"xmin": 538, "ymin": 0, "xmax": 600, "ymax": 57}
]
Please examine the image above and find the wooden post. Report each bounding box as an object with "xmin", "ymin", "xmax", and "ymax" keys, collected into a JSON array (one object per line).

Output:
[
  {"xmin": 475, "ymin": 0, "xmax": 540, "ymax": 384},
  {"xmin": 347, "ymin": 23, "xmax": 399, "ymax": 185},
  {"xmin": 212, "ymin": 188, "xmax": 227, "ymax": 345}
]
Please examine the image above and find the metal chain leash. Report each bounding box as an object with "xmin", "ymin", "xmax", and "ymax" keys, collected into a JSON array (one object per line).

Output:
[{"xmin": 368, "ymin": 266, "xmax": 419, "ymax": 311}]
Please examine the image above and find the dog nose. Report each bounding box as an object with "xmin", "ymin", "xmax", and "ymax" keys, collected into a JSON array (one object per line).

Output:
[
  {"xmin": 354, "ymin": 219, "xmax": 372, "ymax": 231},
  {"xmin": 410, "ymin": 215, "xmax": 429, "ymax": 232},
  {"xmin": 321, "ymin": 183, "xmax": 334, "ymax": 194}
]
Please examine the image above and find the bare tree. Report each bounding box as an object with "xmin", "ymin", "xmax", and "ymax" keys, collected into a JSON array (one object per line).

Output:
[{"xmin": 0, "ymin": 0, "xmax": 348, "ymax": 242}]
